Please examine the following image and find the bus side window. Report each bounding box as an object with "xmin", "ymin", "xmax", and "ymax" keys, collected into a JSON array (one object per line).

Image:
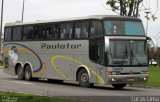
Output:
[
  {"xmin": 34, "ymin": 24, "xmax": 46, "ymax": 40},
  {"xmin": 75, "ymin": 21, "xmax": 89, "ymax": 39},
  {"xmin": 39, "ymin": 25, "xmax": 46, "ymax": 39},
  {"xmin": 52, "ymin": 24, "xmax": 59, "ymax": 39},
  {"xmin": 12, "ymin": 26, "xmax": 22, "ymax": 41},
  {"xmin": 89, "ymin": 42, "xmax": 104, "ymax": 64},
  {"xmin": 60, "ymin": 23, "xmax": 73, "ymax": 39},
  {"xmin": 4, "ymin": 27, "xmax": 12, "ymax": 42},
  {"xmin": 46, "ymin": 24, "xmax": 52, "ymax": 39},
  {"xmin": 60, "ymin": 24, "xmax": 66, "ymax": 39},
  {"xmin": 89, "ymin": 44, "xmax": 96, "ymax": 61},
  {"xmin": 90, "ymin": 21, "xmax": 103, "ymax": 38},
  {"xmin": 82, "ymin": 21, "xmax": 89, "ymax": 38},
  {"xmin": 23, "ymin": 26, "xmax": 34, "ymax": 40},
  {"xmin": 46, "ymin": 24, "xmax": 59, "ymax": 40},
  {"xmin": 67, "ymin": 23, "xmax": 73, "ymax": 39}
]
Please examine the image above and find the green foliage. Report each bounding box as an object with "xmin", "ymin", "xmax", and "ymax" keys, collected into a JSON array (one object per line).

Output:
[
  {"xmin": 0, "ymin": 60, "xmax": 3, "ymax": 66},
  {"xmin": 151, "ymin": 15, "xmax": 157, "ymax": 21},
  {"xmin": 106, "ymin": 0, "xmax": 158, "ymax": 20},
  {"xmin": 106, "ymin": 0, "xmax": 119, "ymax": 11},
  {"xmin": 146, "ymin": 67, "xmax": 160, "ymax": 88},
  {"xmin": 131, "ymin": 67, "xmax": 160, "ymax": 88}
]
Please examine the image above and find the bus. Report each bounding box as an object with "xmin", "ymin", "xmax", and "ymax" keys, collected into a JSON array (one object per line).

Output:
[{"xmin": 3, "ymin": 15, "xmax": 149, "ymax": 89}]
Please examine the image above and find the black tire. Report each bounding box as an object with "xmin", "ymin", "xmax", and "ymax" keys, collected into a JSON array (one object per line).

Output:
[
  {"xmin": 78, "ymin": 69, "xmax": 93, "ymax": 88},
  {"xmin": 17, "ymin": 65, "xmax": 24, "ymax": 80},
  {"xmin": 24, "ymin": 65, "xmax": 32, "ymax": 81},
  {"xmin": 112, "ymin": 84, "xmax": 126, "ymax": 89},
  {"xmin": 48, "ymin": 79, "xmax": 63, "ymax": 84}
]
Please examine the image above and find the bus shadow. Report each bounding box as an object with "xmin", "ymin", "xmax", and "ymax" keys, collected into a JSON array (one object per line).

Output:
[
  {"xmin": 40, "ymin": 80, "xmax": 143, "ymax": 91},
  {"xmin": 5, "ymin": 77, "xmax": 141, "ymax": 91}
]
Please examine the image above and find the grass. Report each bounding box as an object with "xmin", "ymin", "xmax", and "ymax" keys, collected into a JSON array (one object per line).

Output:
[
  {"xmin": 0, "ymin": 60, "xmax": 3, "ymax": 67},
  {"xmin": 131, "ymin": 66, "xmax": 160, "ymax": 88},
  {"xmin": 0, "ymin": 63, "xmax": 3, "ymax": 67},
  {"xmin": 0, "ymin": 91, "xmax": 83, "ymax": 102},
  {"xmin": 146, "ymin": 66, "xmax": 160, "ymax": 88}
]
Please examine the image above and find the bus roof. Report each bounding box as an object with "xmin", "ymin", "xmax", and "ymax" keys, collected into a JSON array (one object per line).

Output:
[{"xmin": 5, "ymin": 15, "xmax": 141, "ymax": 27}]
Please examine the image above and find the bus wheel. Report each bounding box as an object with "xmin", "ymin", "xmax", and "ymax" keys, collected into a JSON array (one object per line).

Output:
[
  {"xmin": 24, "ymin": 65, "xmax": 32, "ymax": 81},
  {"xmin": 78, "ymin": 69, "xmax": 93, "ymax": 88},
  {"xmin": 17, "ymin": 65, "xmax": 24, "ymax": 80},
  {"xmin": 112, "ymin": 84, "xmax": 126, "ymax": 89}
]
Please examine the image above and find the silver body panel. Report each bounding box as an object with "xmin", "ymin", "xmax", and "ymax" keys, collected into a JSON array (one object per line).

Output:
[{"xmin": 3, "ymin": 39, "xmax": 148, "ymax": 85}]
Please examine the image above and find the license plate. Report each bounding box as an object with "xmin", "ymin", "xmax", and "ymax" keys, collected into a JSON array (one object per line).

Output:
[{"xmin": 127, "ymin": 78, "xmax": 134, "ymax": 81}]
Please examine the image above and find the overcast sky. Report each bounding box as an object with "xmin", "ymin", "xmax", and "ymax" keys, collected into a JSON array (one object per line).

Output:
[{"xmin": 0, "ymin": 0, "xmax": 160, "ymax": 45}]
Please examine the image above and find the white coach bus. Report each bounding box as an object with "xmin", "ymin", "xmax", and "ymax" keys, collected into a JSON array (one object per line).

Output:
[{"xmin": 3, "ymin": 15, "xmax": 149, "ymax": 89}]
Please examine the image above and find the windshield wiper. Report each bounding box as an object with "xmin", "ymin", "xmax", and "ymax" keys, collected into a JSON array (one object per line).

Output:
[
  {"xmin": 122, "ymin": 44, "xmax": 128, "ymax": 65},
  {"xmin": 130, "ymin": 48, "xmax": 142, "ymax": 66}
]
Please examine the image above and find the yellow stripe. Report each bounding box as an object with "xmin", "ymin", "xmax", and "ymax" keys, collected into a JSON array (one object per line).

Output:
[
  {"xmin": 16, "ymin": 47, "xmax": 35, "ymax": 56},
  {"xmin": 51, "ymin": 56, "xmax": 70, "ymax": 80},
  {"xmin": 33, "ymin": 62, "xmax": 46, "ymax": 77},
  {"xmin": 3, "ymin": 47, "xmax": 35, "ymax": 56},
  {"xmin": 3, "ymin": 48, "xmax": 11, "ymax": 53},
  {"xmin": 51, "ymin": 55, "xmax": 104, "ymax": 84}
]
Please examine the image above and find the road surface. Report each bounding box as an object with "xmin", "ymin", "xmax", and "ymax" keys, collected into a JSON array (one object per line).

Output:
[{"xmin": 0, "ymin": 69, "xmax": 160, "ymax": 102}]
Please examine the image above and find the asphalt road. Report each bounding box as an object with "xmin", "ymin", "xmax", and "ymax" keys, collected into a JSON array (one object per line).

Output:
[{"xmin": 0, "ymin": 69, "xmax": 160, "ymax": 102}]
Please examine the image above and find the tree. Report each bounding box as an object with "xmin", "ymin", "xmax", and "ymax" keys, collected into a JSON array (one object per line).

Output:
[{"xmin": 106, "ymin": 0, "xmax": 158, "ymax": 20}]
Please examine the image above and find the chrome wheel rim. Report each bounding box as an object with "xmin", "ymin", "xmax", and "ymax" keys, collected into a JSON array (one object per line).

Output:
[
  {"xmin": 81, "ymin": 73, "xmax": 88, "ymax": 83},
  {"xmin": 18, "ymin": 68, "xmax": 22, "ymax": 77},
  {"xmin": 25, "ymin": 68, "xmax": 31, "ymax": 80}
]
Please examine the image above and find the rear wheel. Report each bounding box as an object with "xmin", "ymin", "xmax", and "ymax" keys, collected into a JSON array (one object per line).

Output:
[
  {"xmin": 24, "ymin": 65, "xmax": 32, "ymax": 81},
  {"xmin": 112, "ymin": 84, "xmax": 126, "ymax": 89},
  {"xmin": 17, "ymin": 65, "xmax": 24, "ymax": 80},
  {"xmin": 78, "ymin": 69, "xmax": 93, "ymax": 88}
]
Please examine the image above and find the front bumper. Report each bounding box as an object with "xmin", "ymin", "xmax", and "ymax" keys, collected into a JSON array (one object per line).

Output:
[{"xmin": 107, "ymin": 74, "xmax": 149, "ymax": 84}]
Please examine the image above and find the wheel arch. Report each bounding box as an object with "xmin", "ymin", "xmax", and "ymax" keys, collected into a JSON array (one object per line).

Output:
[
  {"xmin": 76, "ymin": 65, "xmax": 91, "ymax": 81},
  {"xmin": 23, "ymin": 62, "xmax": 33, "ymax": 75}
]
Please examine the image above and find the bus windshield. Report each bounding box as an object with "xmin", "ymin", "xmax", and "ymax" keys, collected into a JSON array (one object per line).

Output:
[
  {"xmin": 108, "ymin": 40, "xmax": 148, "ymax": 66},
  {"xmin": 104, "ymin": 21, "xmax": 145, "ymax": 36}
]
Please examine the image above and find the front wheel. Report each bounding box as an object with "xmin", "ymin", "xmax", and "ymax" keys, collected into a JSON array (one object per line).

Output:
[
  {"xmin": 112, "ymin": 84, "xmax": 126, "ymax": 89},
  {"xmin": 78, "ymin": 69, "xmax": 93, "ymax": 88},
  {"xmin": 24, "ymin": 65, "xmax": 32, "ymax": 81}
]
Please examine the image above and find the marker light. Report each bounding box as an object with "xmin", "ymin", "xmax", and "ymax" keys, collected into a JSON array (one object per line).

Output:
[
  {"xmin": 112, "ymin": 78, "xmax": 116, "ymax": 81},
  {"xmin": 108, "ymin": 72, "xmax": 112, "ymax": 75},
  {"xmin": 144, "ymin": 77, "xmax": 147, "ymax": 81}
]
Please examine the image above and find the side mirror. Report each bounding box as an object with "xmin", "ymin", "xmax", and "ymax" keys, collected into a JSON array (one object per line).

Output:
[{"xmin": 147, "ymin": 37, "xmax": 158, "ymax": 53}]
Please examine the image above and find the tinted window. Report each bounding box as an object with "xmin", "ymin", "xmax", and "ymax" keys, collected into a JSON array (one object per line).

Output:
[
  {"xmin": 89, "ymin": 42, "xmax": 104, "ymax": 64},
  {"xmin": 23, "ymin": 26, "xmax": 34, "ymax": 40},
  {"xmin": 4, "ymin": 27, "xmax": 12, "ymax": 41},
  {"xmin": 46, "ymin": 24, "xmax": 59, "ymax": 39},
  {"xmin": 104, "ymin": 21, "xmax": 145, "ymax": 36},
  {"xmin": 34, "ymin": 25, "xmax": 46, "ymax": 40},
  {"xmin": 60, "ymin": 23, "xmax": 73, "ymax": 39},
  {"xmin": 108, "ymin": 40, "xmax": 147, "ymax": 66},
  {"xmin": 75, "ymin": 22, "xmax": 89, "ymax": 38},
  {"xmin": 90, "ymin": 21, "xmax": 103, "ymax": 38},
  {"xmin": 12, "ymin": 27, "xmax": 22, "ymax": 41}
]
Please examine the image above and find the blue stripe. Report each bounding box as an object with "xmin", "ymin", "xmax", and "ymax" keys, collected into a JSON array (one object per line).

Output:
[{"xmin": 4, "ymin": 43, "xmax": 42, "ymax": 73}]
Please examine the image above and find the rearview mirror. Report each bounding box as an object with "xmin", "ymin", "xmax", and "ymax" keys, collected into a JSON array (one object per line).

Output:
[
  {"xmin": 104, "ymin": 37, "xmax": 109, "ymax": 53},
  {"xmin": 147, "ymin": 37, "xmax": 158, "ymax": 53}
]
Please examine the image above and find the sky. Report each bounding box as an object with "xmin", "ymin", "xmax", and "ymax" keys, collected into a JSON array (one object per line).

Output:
[{"xmin": 0, "ymin": 0, "xmax": 160, "ymax": 45}]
